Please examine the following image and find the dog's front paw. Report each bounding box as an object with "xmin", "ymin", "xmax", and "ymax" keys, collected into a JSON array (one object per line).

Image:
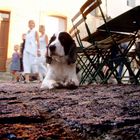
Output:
[
  {"xmin": 41, "ymin": 80, "xmax": 59, "ymax": 90},
  {"xmin": 65, "ymin": 80, "xmax": 78, "ymax": 89},
  {"xmin": 40, "ymin": 84, "xmax": 50, "ymax": 90},
  {"xmin": 41, "ymin": 83, "xmax": 59, "ymax": 90}
]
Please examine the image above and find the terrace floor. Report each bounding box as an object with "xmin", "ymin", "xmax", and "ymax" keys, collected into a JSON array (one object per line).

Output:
[{"xmin": 0, "ymin": 74, "xmax": 140, "ymax": 139}]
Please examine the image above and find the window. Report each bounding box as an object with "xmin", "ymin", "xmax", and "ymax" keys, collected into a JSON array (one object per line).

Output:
[
  {"xmin": 46, "ymin": 16, "xmax": 67, "ymax": 39},
  {"xmin": 127, "ymin": 0, "xmax": 135, "ymax": 7}
]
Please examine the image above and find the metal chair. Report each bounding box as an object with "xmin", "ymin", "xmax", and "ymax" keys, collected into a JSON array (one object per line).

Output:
[
  {"xmin": 69, "ymin": 0, "xmax": 106, "ymax": 84},
  {"xmin": 69, "ymin": 0, "xmax": 120, "ymax": 84},
  {"xmin": 70, "ymin": 0, "xmax": 139, "ymax": 84}
]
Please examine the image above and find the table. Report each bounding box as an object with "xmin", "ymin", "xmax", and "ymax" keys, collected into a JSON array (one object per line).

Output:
[{"xmin": 98, "ymin": 6, "xmax": 140, "ymax": 33}]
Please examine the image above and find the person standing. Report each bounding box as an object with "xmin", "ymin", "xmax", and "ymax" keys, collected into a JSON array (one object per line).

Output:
[
  {"xmin": 135, "ymin": 30, "xmax": 140, "ymax": 60},
  {"xmin": 23, "ymin": 20, "xmax": 40, "ymax": 83},
  {"xmin": 39, "ymin": 25, "xmax": 48, "ymax": 59},
  {"xmin": 10, "ymin": 44, "xmax": 21, "ymax": 82},
  {"xmin": 20, "ymin": 33, "xmax": 26, "ymax": 72},
  {"xmin": 37, "ymin": 25, "xmax": 48, "ymax": 81}
]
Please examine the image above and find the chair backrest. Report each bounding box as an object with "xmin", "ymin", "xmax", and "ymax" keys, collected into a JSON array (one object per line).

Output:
[
  {"xmin": 80, "ymin": 0, "xmax": 103, "ymax": 44},
  {"xmin": 70, "ymin": 10, "xmax": 85, "ymax": 46},
  {"xmin": 69, "ymin": 26, "xmax": 83, "ymax": 48},
  {"xmin": 69, "ymin": 0, "xmax": 102, "ymax": 47},
  {"xmin": 80, "ymin": 0, "xmax": 102, "ymax": 19}
]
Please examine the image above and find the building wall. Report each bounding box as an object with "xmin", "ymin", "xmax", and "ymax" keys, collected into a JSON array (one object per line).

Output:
[
  {"xmin": 0, "ymin": 0, "xmax": 85, "ymax": 60},
  {"xmin": 107, "ymin": 0, "xmax": 140, "ymax": 18},
  {"xmin": 0, "ymin": 0, "xmax": 139, "ymax": 60}
]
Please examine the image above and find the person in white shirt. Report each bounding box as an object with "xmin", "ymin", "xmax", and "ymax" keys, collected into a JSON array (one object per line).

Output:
[
  {"xmin": 23, "ymin": 20, "xmax": 40, "ymax": 83},
  {"xmin": 37, "ymin": 25, "xmax": 48, "ymax": 81}
]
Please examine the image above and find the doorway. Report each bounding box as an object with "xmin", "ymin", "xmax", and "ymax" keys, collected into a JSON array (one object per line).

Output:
[
  {"xmin": 45, "ymin": 15, "xmax": 67, "ymax": 39},
  {"xmin": 0, "ymin": 11, "xmax": 10, "ymax": 72}
]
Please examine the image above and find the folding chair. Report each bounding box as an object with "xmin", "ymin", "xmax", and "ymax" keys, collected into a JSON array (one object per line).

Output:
[
  {"xmin": 81, "ymin": 0, "xmax": 139, "ymax": 84},
  {"xmin": 69, "ymin": 26, "xmax": 103, "ymax": 84},
  {"xmin": 70, "ymin": 0, "xmax": 123, "ymax": 84},
  {"xmin": 69, "ymin": 1, "xmax": 106, "ymax": 85},
  {"xmin": 99, "ymin": 6, "xmax": 140, "ymax": 84},
  {"xmin": 84, "ymin": 0, "xmax": 139, "ymax": 84}
]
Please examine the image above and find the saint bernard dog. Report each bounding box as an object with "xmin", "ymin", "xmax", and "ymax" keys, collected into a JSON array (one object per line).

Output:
[{"xmin": 41, "ymin": 32, "xmax": 80, "ymax": 89}]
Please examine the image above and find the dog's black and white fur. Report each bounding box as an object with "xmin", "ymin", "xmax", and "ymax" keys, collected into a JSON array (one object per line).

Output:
[{"xmin": 41, "ymin": 32, "xmax": 80, "ymax": 89}]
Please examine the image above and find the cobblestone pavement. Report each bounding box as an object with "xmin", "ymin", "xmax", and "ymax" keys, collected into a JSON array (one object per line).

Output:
[
  {"xmin": 0, "ymin": 81, "xmax": 140, "ymax": 139},
  {"xmin": 0, "ymin": 72, "xmax": 11, "ymax": 82}
]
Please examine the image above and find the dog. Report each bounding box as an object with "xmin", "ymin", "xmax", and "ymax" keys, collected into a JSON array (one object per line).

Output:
[{"xmin": 41, "ymin": 32, "xmax": 80, "ymax": 89}]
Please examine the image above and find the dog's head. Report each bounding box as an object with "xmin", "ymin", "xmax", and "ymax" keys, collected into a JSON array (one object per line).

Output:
[{"xmin": 47, "ymin": 32, "xmax": 77, "ymax": 64}]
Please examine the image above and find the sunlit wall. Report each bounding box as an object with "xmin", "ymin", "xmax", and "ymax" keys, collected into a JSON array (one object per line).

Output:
[
  {"xmin": 0, "ymin": 0, "xmax": 86, "ymax": 58},
  {"xmin": 0, "ymin": 0, "xmax": 139, "ymax": 59}
]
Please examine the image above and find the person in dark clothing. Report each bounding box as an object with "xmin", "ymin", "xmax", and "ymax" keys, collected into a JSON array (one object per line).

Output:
[{"xmin": 20, "ymin": 33, "xmax": 26, "ymax": 72}]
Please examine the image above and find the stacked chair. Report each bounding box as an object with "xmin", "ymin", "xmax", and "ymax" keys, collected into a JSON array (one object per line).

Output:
[{"xmin": 69, "ymin": 0, "xmax": 140, "ymax": 85}]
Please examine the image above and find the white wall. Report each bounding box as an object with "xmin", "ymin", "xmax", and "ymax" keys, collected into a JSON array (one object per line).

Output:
[
  {"xmin": 107, "ymin": 0, "xmax": 129, "ymax": 18},
  {"xmin": 0, "ymin": 0, "xmax": 85, "ymax": 58},
  {"xmin": 0, "ymin": 0, "xmax": 139, "ymax": 58}
]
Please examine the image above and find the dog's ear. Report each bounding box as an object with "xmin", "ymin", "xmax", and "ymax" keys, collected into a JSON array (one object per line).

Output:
[
  {"xmin": 67, "ymin": 41, "xmax": 77, "ymax": 65},
  {"xmin": 49, "ymin": 34, "xmax": 56, "ymax": 45},
  {"xmin": 58, "ymin": 32, "xmax": 77, "ymax": 64}
]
